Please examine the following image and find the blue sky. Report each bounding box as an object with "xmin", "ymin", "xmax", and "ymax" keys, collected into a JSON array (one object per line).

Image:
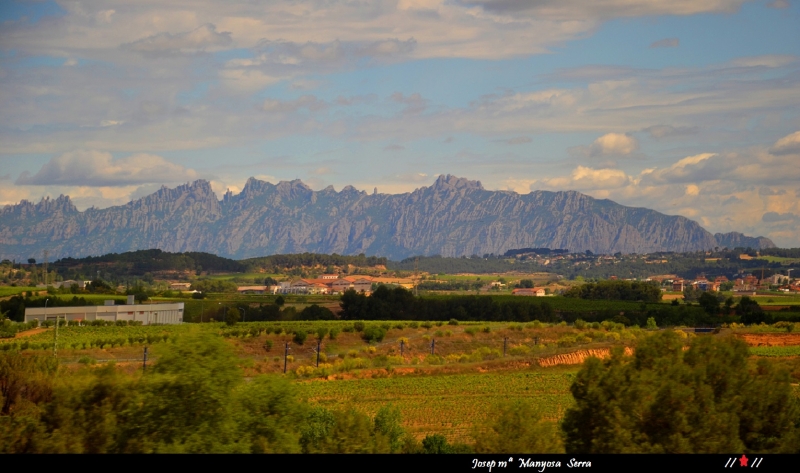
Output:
[{"xmin": 1, "ymin": 0, "xmax": 799, "ymax": 247}]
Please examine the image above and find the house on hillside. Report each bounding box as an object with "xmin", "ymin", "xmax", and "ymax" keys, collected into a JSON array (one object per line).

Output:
[{"xmin": 512, "ymin": 287, "xmax": 546, "ymax": 297}]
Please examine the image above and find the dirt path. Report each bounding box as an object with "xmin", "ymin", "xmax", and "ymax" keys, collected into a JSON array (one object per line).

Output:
[{"xmin": 14, "ymin": 327, "xmax": 48, "ymax": 338}]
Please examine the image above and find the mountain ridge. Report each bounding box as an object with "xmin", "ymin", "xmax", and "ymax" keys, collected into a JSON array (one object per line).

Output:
[{"xmin": 0, "ymin": 175, "xmax": 775, "ymax": 260}]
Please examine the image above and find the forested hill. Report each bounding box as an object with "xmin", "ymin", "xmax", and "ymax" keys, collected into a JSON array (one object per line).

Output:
[
  {"xmin": 0, "ymin": 175, "xmax": 774, "ymax": 260},
  {"xmin": 52, "ymin": 249, "xmax": 246, "ymax": 274}
]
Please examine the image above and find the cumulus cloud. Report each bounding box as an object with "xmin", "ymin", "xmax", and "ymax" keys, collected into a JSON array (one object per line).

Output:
[
  {"xmin": 650, "ymin": 38, "xmax": 679, "ymax": 48},
  {"xmin": 574, "ymin": 133, "xmax": 639, "ymax": 157},
  {"xmin": 535, "ymin": 165, "xmax": 634, "ymax": 191},
  {"xmin": 769, "ymin": 130, "xmax": 800, "ymax": 155},
  {"xmin": 15, "ymin": 150, "xmax": 198, "ymax": 187},
  {"xmin": 123, "ymin": 24, "xmax": 232, "ymax": 55}
]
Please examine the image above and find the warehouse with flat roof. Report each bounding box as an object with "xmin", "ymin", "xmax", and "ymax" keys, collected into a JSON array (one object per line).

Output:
[{"xmin": 25, "ymin": 299, "xmax": 184, "ymax": 325}]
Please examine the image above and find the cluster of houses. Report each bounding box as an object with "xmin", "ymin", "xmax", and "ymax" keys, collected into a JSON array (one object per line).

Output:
[
  {"xmin": 234, "ymin": 274, "xmax": 415, "ymax": 295},
  {"xmin": 664, "ymin": 273, "xmax": 799, "ymax": 293}
]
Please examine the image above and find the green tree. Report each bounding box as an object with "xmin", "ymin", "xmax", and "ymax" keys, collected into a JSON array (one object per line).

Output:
[
  {"xmin": 472, "ymin": 400, "xmax": 563, "ymax": 453},
  {"xmin": 698, "ymin": 291, "xmax": 720, "ymax": 316},
  {"xmin": 561, "ymin": 331, "xmax": 800, "ymax": 453},
  {"xmin": 233, "ymin": 376, "xmax": 305, "ymax": 453},
  {"xmin": 737, "ymin": 296, "xmax": 764, "ymax": 324},
  {"xmin": 225, "ymin": 307, "xmax": 240, "ymax": 326},
  {"xmin": 119, "ymin": 331, "xmax": 245, "ymax": 452}
]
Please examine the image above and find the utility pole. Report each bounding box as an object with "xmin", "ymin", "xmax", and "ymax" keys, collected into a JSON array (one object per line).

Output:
[
  {"xmin": 143, "ymin": 346, "xmax": 148, "ymax": 373},
  {"xmin": 503, "ymin": 337, "xmax": 508, "ymax": 357},
  {"xmin": 283, "ymin": 342, "xmax": 290, "ymax": 374},
  {"xmin": 316, "ymin": 339, "xmax": 321, "ymax": 367},
  {"xmin": 430, "ymin": 338, "xmax": 435, "ymax": 355},
  {"xmin": 400, "ymin": 339, "xmax": 405, "ymax": 357}
]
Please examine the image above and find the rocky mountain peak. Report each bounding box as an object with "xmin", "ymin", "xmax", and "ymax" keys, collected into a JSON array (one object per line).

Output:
[{"xmin": 432, "ymin": 174, "xmax": 484, "ymax": 191}]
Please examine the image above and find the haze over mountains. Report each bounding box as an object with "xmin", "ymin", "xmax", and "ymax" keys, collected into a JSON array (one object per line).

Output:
[{"xmin": 0, "ymin": 175, "xmax": 774, "ymax": 261}]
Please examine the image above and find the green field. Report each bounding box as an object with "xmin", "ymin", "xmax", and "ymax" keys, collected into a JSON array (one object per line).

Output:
[
  {"xmin": 0, "ymin": 286, "xmax": 40, "ymax": 297},
  {"xmin": 755, "ymin": 256, "xmax": 800, "ymax": 264},
  {"xmin": 295, "ymin": 369, "xmax": 578, "ymax": 442},
  {"xmin": 750, "ymin": 346, "xmax": 800, "ymax": 357}
]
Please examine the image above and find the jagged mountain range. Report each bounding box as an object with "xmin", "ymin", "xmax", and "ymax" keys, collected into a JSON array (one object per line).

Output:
[{"xmin": 0, "ymin": 175, "xmax": 774, "ymax": 261}]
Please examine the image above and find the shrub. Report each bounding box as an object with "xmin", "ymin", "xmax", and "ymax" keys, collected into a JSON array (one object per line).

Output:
[
  {"xmin": 329, "ymin": 328, "xmax": 341, "ymax": 340},
  {"xmin": 408, "ymin": 321, "xmax": 419, "ymax": 329},
  {"xmin": 353, "ymin": 321, "xmax": 365, "ymax": 332},
  {"xmin": 448, "ymin": 319, "xmax": 459, "ymax": 326},
  {"xmin": 293, "ymin": 330, "xmax": 308, "ymax": 345},
  {"xmin": 362, "ymin": 326, "xmax": 387, "ymax": 343},
  {"xmin": 465, "ymin": 327, "xmax": 478, "ymax": 336}
]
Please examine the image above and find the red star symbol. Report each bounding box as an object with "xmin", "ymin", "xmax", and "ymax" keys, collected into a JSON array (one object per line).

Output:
[{"xmin": 739, "ymin": 455, "xmax": 748, "ymax": 467}]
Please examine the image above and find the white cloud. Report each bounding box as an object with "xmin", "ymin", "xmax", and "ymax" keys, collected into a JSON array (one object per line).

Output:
[
  {"xmin": 769, "ymin": 130, "xmax": 800, "ymax": 155},
  {"xmin": 534, "ymin": 165, "xmax": 634, "ymax": 192},
  {"xmin": 575, "ymin": 133, "xmax": 639, "ymax": 157},
  {"xmin": 15, "ymin": 150, "xmax": 198, "ymax": 187}
]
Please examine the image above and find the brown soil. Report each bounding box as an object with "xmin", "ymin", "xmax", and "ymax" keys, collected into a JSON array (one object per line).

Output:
[
  {"xmin": 537, "ymin": 347, "xmax": 634, "ymax": 367},
  {"xmin": 14, "ymin": 327, "xmax": 48, "ymax": 338},
  {"xmin": 737, "ymin": 333, "xmax": 800, "ymax": 347}
]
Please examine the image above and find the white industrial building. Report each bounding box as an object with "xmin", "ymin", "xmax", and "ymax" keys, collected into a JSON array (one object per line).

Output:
[{"xmin": 25, "ymin": 297, "xmax": 184, "ymax": 325}]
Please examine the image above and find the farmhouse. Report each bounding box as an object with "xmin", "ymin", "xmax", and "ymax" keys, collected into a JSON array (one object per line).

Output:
[
  {"xmin": 25, "ymin": 298, "xmax": 184, "ymax": 325},
  {"xmin": 512, "ymin": 287, "xmax": 547, "ymax": 296}
]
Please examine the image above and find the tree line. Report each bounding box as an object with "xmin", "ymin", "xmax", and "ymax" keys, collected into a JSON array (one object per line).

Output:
[{"xmin": 563, "ymin": 280, "xmax": 662, "ymax": 303}]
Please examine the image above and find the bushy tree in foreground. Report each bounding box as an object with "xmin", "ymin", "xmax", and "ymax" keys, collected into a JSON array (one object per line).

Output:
[
  {"xmin": 472, "ymin": 400, "xmax": 563, "ymax": 453},
  {"xmin": 562, "ymin": 331, "xmax": 800, "ymax": 453}
]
